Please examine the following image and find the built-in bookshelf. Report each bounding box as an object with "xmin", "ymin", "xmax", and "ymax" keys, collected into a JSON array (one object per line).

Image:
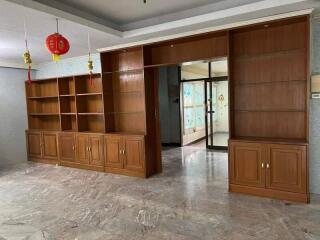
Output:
[
  {"xmin": 229, "ymin": 19, "xmax": 308, "ymax": 142},
  {"xmin": 25, "ymin": 74, "xmax": 105, "ymax": 132},
  {"xmin": 101, "ymin": 46, "xmax": 147, "ymax": 135}
]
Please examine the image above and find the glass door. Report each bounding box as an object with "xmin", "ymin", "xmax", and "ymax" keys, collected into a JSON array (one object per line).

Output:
[{"xmin": 205, "ymin": 59, "xmax": 229, "ymax": 150}]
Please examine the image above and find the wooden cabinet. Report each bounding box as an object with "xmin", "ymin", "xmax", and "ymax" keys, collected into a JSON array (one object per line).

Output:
[
  {"xmin": 229, "ymin": 140, "xmax": 309, "ymax": 203},
  {"xmin": 105, "ymin": 135, "xmax": 122, "ymax": 168},
  {"xmin": 88, "ymin": 135, "xmax": 104, "ymax": 166},
  {"xmin": 76, "ymin": 134, "xmax": 90, "ymax": 165},
  {"xmin": 58, "ymin": 133, "xmax": 75, "ymax": 162},
  {"xmin": 123, "ymin": 136, "xmax": 144, "ymax": 171},
  {"xmin": 266, "ymin": 144, "xmax": 307, "ymax": 194},
  {"xmin": 42, "ymin": 132, "xmax": 58, "ymax": 160},
  {"xmin": 26, "ymin": 131, "xmax": 42, "ymax": 159},
  {"xmin": 104, "ymin": 134, "xmax": 145, "ymax": 177},
  {"xmin": 75, "ymin": 133, "xmax": 104, "ymax": 167},
  {"xmin": 26, "ymin": 131, "xmax": 58, "ymax": 162},
  {"xmin": 230, "ymin": 141, "xmax": 265, "ymax": 188}
]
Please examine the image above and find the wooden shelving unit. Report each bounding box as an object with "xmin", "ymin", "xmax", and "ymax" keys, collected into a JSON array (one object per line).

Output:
[
  {"xmin": 228, "ymin": 16, "xmax": 310, "ymax": 203},
  {"xmin": 25, "ymin": 74, "xmax": 104, "ymax": 133},
  {"xmin": 101, "ymin": 46, "xmax": 146, "ymax": 135},
  {"xmin": 230, "ymin": 19, "xmax": 308, "ymax": 141}
]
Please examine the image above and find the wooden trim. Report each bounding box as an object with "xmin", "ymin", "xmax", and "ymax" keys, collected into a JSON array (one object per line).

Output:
[
  {"xmin": 105, "ymin": 167, "xmax": 147, "ymax": 178},
  {"xmin": 60, "ymin": 161, "xmax": 104, "ymax": 172},
  {"xmin": 28, "ymin": 158, "xmax": 59, "ymax": 165},
  {"xmin": 229, "ymin": 184, "xmax": 310, "ymax": 203}
]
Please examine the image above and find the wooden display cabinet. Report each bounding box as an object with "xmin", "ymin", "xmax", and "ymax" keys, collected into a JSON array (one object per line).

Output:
[
  {"xmin": 24, "ymin": 16, "xmax": 310, "ymax": 197},
  {"xmin": 229, "ymin": 16, "xmax": 310, "ymax": 203}
]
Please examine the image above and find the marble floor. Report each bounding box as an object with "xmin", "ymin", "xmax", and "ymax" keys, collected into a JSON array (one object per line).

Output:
[
  {"xmin": 0, "ymin": 147, "xmax": 319, "ymax": 240},
  {"xmin": 189, "ymin": 133, "xmax": 229, "ymax": 149}
]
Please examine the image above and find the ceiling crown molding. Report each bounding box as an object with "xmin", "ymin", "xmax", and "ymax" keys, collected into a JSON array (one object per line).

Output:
[{"xmin": 98, "ymin": 8, "xmax": 313, "ymax": 52}]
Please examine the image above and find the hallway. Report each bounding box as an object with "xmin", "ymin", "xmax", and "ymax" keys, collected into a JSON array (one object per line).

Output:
[{"xmin": 0, "ymin": 147, "xmax": 319, "ymax": 239}]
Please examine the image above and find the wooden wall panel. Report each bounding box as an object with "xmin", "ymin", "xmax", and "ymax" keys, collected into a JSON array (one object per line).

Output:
[
  {"xmin": 115, "ymin": 47, "xmax": 143, "ymax": 71},
  {"xmin": 234, "ymin": 82, "xmax": 306, "ymax": 111},
  {"xmin": 112, "ymin": 72, "xmax": 144, "ymax": 93},
  {"xmin": 113, "ymin": 93, "xmax": 145, "ymax": 113},
  {"xmin": 230, "ymin": 17, "xmax": 309, "ymax": 141},
  {"xmin": 114, "ymin": 113, "xmax": 146, "ymax": 134},
  {"xmin": 233, "ymin": 112, "xmax": 306, "ymax": 139},
  {"xmin": 148, "ymin": 33, "xmax": 227, "ymax": 66},
  {"xmin": 232, "ymin": 21, "xmax": 306, "ymax": 57},
  {"xmin": 233, "ymin": 51, "xmax": 306, "ymax": 85}
]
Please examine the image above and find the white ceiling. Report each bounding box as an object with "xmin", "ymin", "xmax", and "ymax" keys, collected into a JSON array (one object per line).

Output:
[
  {"xmin": 40, "ymin": 0, "xmax": 225, "ymax": 25},
  {"xmin": 0, "ymin": 0, "xmax": 319, "ymax": 67}
]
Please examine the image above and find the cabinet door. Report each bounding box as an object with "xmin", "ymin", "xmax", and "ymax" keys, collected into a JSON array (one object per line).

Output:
[
  {"xmin": 104, "ymin": 135, "xmax": 123, "ymax": 169},
  {"xmin": 123, "ymin": 136, "xmax": 145, "ymax": 171},
  {"xmin": 230, "ymin": 141, "xmax": 266, "ymax": 188},
  {"xmin": 89, "ymin": 135, "xmax": 104, "ymax": 166},
  {"xmin": 58, "ymin": 133, "xmax": 75, "ymax": 162},
  {"xmin": 266, "ymin": 144, "xmax": 307, "ymax": 193},
  {"xmin": 26, "ymin": 132, "xmax": 42, "ymax": 159},
  {"xmin": 42, "ymin": 132, "xmax": 58, "ymax": 160},
  {"xmin": 76, "ymin": 134, "xmax": 89, "ymax": 165}
]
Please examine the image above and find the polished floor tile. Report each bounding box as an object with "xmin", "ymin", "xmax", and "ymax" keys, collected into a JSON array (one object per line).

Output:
[{"xmin": 0, "ymin": 146, "xmax": 319, "ymax": 240}]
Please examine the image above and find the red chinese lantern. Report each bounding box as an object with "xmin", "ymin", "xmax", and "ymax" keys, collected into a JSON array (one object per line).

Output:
[{"xmin": 45, "ymin": 19, "xmax": 70, "ymax": 62}]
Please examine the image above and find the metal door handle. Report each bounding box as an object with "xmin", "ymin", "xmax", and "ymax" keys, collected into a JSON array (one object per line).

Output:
[
  {"xmin": 266, "ymin": 163, "xmax": 270, "ymax": 169},
  {"xmin": 261, "ymin": 163, "xmax": 264, "ymax": 169}
]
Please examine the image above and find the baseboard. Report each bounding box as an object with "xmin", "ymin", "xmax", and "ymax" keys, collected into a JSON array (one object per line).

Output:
[
  {"xmin": 229, "ymin": 184, "xmax": 310, "ymax": 203},
  {"xmin": 105, "ymin": 167, "xmax": 147, "ymax": 178},
  {"xmin": 60, "ymin": 161, "xmax": 104, "ymax": 172},
  {"xmin": 162, "ymin": 143, "xmax": 181, "ymax": 147},
  {"xmin": 28, "ymin": 158, "xmax": 59, "ymax": 165}
]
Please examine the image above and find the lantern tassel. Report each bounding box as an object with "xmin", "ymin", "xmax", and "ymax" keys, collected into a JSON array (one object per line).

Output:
[
  {"xmin": 89, "ymin": 72, "xmax": 93, "ymax": 86},
  {"xmin": 27, "ymin": 65, "xmax": 32, "ymax": 85},
  {"xmin": 52, "ymin": 54, "xmax": 60, "ymax": 62}
]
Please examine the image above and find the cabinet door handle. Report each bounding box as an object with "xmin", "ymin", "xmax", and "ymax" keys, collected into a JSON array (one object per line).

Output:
[
  {"xmin": 87, "ymin": 147, "xmax": 89, "ymax": 152},
  {"xmin": 261, "ymin": 163, "xmax": 264, "ymax": 169},
  {"xmin": 266, "ymin": 163, "xmax": 270, "ymax": 169},
  {"xmin": 72, "ymin": 146, "xmax": 75, "ymax": 151},
  {"xmin": 123, "ymin": 149, "xmax": 126, "ymax": 155},
  {"xmin": 120, "ymin": 150, "xmax": 122, "ymax": 155}
]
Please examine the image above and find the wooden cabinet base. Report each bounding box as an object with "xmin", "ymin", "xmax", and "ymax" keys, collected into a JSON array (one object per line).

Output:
[
  {"xmin": 28, "ymin": 158, "xmax": 59, "ymax": 165},
  {"xmin": 105, "ymin": 167, "xmax": 146, "ymax": 178},
  {"xmin": 60, "ymin": 161, "xmax": 104, "ymax": 172},
  {"xmin": 229, "ymin": 184, "xmax": 310, "ymax": 203}
]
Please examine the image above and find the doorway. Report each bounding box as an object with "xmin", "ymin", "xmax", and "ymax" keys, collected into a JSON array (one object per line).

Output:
[{"xmin": 180, "ymin": 58, "xmax": 229, "ymax": 149}]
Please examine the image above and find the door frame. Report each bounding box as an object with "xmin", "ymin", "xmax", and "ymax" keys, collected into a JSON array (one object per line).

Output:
[
  {"xmin": 205, "ymin": 76, "xmax": 229, "ymax": 151},
  {"xmin": 178, "ymin": 58, "xmax": 229, "ymax": 150}
]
